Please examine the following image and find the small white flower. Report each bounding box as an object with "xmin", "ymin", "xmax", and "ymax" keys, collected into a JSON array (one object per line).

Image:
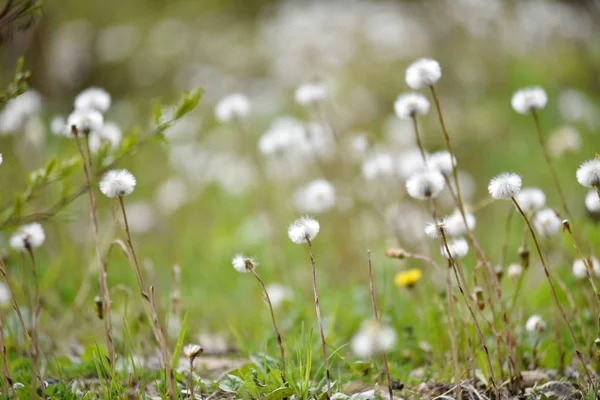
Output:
[
  {"xmin": 266, "ymin": 283, "xmax": 294, "ymax": 308},
  {"xmin": 445, "ymin": 209, "xmax": 476, "ymax": 236},
  {"xmin": 288, "ymin": 216, "xmax": 320, "ymax": 244},
  {"xmin": 292, "ymin": 179, "xmax": 336, "ymax": 214},
  {"xmin": 394, "ymin": 93, "xmax": 430, "ymax": 119},
  {"xmin": 351, "ymin": 320, "xmax": 397, "ymax": 359},
  {"xmin": 88, "ymin": 122, "xmax": 122, "ymax": 153},
  {"xmin": 99, "ymin": 169, "xmax": 136, "ymax": 198},
  {"xmin": 514, "ymin": 188, "xmax": 546, "ymax": 214},
  {"xmin": 215, "ymin": 93, "xmax": 250, "ymax": 123},
  {"xmin": 488, "ymin": 173, "xmax": 522, "ymax": 199},
  {"xmin": 525, "ymin": 315, "xmax": 546, "ymax": 334},
  {"xmin": 294, "ymin": 82, "xmax": 327, "ymax": 106},
  {"xmin": 74, "ymin": 87, "xmax": 111, "ymax": 113},
  {"xmin": 532, "ymin": 208, "xmax": 561, "ymax": 236},
  {"xmin": 440, "ymin": 237, "xmax": 469, "ymax": 260},
  {"xmin": 424, "ymin": 219, "xmax": 447, "ymax": 239},
  {"xmin": 231, "ymin": 254, "xmax": 256, "ymax": 273},
  {"xmin": 507, "ymin": 263, "xmax": 522, "ymax": 280},
  {"xmin": 576, "ymin": 158, "xmax": 600, "ymax": 188},
  {"xmin": 10, "ymin": 223, "xmax": 45, "ymax": 252},
  {"xmin": 511, "ymin": 87, "xmax": 547, "ymax": 114},
  {"xmin": 182, "ymin": 344, "xmax": 203, "ymax": 359},
  {"xmin": 67, "ymin": 109, "xmax": 104, "ymax": 134},
  {"xmin": 427, "ymin": 151, "xmax": 456, "ymax": 176},
  {"xmin": 572, "ymin": 257, "xmax": 600, "ymax": 279},
  {"xmin": 405, "ymin": 58, "xmax": 441, "ymax": 89},
  {"xmin": 405, "ymin": 169, "xmax": 445, "ymax": 200},
  {"xmin": 585, "ymin": 190, "xmax": 600, "ymax": 214}
]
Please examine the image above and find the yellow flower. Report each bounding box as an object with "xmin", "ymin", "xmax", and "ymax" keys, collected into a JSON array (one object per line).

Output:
[{"xmin": 394, "ymin": 269, "xmax": 422, "ymax": 288}]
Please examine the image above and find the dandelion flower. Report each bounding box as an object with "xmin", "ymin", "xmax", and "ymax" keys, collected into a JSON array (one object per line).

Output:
[
  {"xmin": 427, "ymin": 151, "xmax": 456, "ymax": 176},
  {"xmin": 511, "ymin": 87, "xmax": 547, "ymax": 114},
  {"xmin": 488, "ymin": 173, "xmax": 522, "ymax": 199},
  {"xmin": 572, "ymin": 257, "xmax": 600, "ymax": 279},
  {"xmin": 585, "ymin": 190, "xmax": 600, "ymax": 213},
  {"xmin": 10, "ymin": 223, "xmax": 45, "ymax": 252},
  {"xmin": 514, "ymin": 188, "xmax": 546, "ymax": 213},
  {"xmin": 525, "ymin": 315, "xmax": 546, "ymax": 334},
  {"xmin": 99, "ymin": 169, "xmax": 136, "ymax": 198},
  {"xmin": 74, "ymin": 87, "xmax": 111, "ymax": 113},
  {"xmin": 405, "ymin": 58, "xmax": 441, "ymax": 89},
  {"xmin": 294, "ymin": 82, "xmax": 327, "ymax": 106},
  {"xmin": 292, "ymin": 179, "xmax": 336, "ymax": 213},
  {"xmin": 215, "ymin": 93, "xmax": 250, "ymax": 123},
  {"xmin": 444, "ymin": 209, "xmax": 476, "ymax": 236},
  {"xmin": 406, "ymin": 169, "xmax": 445, "ymax": 200},
  {"xmin": 231, "ymin": 254, "xmax": 256, "ymax": 273},
  {"xmin": 576, "ymin": 158, "xmax": 600, "ymax": 188},
  {"xmin": 67, "ymin": 109, "xmax": 104, "ymax": 134},
  {"xmin": 288, "ymin": 216, "xmax": 320, "ymax": 244},
  {"xmin": 183, "ymin": 344, "xmax": 203, "ymax": 360},
  {"xmin": 351, "ymin": 320, "xmax": 397, "ymax": 359},
  {"xmin": 532, "ymin": 208, "xmax": 561, "ymax": 236},
  {"xmin": 394, "ymin": 93, "xmax": 430, "ymax": 119},
  {"xmin": 507, "ymin": 263, "xmax": 522, "ymax": 280},
  {"xmin": 394, "ymin": 269, "xmax": 422, "ymax": 288},
  {"xmin": 440, "ymin": 237, "xmax": 469, "ymax": 260},
  {"xmin": 88, "ymin": 122, "xmax": 122, "ymax": 153}
]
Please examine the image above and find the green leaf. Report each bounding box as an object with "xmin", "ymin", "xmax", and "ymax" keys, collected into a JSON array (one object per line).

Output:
[
  {"xmin": 265, "ymin": 387, "xmax": 295, "ymax": 400},
  {"xmin": 174, "ymin": 88, "xmax": 204, "ymax": 120},
  {"xmin": 218, "ymin": 374, "xmax": 244, "ymax": 393},
  {"xmin": 170, "ymin": 312, "xmax": 188, "ymax": 370},
  {"xmin": 45, "ymin": 157, "xmax": 58, "ymax": 175}
]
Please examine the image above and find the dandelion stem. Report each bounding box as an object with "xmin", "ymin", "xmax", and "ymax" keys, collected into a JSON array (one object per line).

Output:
[
  {"xmin": 26, "ymin": 247, "xmax": 41, "ymax": 389},
  {"xmin": 511, "ymin": 197, "xmax": 594, "ymax": 386},
  {"xmin": 189, "ymin": 358, "xmax": 195, "ymax": 399},
  {"xmin": 563, "ymin": 221, "xmax": 600, "ymax": 307},
  {"xmin": 74, "ymin": 133, "xmax": 114, "ymax": 367},
  {"xmin": 367, "ymin": 250, "xmax": 394, "ymax": 400},
  {"xmin": 306, "ymin": 237, "xmax": 331, "ymax": 399},
  {"xmin": 117, "ymin": 197, "xmax": 148, "ymax": 301},
  {"xmin": 0, "ymin": 306, "xmax": 10, "ymax": 391},
  {"xmin": 249, "ymin": 267, "xmax": 287, "ymax": 377},
  {"xmin": 410, "ymin": 114, "xmax": 427, "ymax": 163},
  {"xmin": 445, "ymin": 259, "xmax": 461, "ymax": 400}
]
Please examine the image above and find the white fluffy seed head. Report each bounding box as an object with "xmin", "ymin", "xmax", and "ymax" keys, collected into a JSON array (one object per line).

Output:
[
  {"xmin": 445, "ymin": 209, "xmax": 476, "ymax": 236},
  {"xmin": 351, "ymin": 320, "xmax": 397, "ymax": 359},
  {"xmin": 292, "ymin": 179, "xmax": 336, "ymax": 213},
  {"xmin": 288, "ymin": 216, "xmax": 320, "ymax": 244},
  {"xmin": 532, "ymin": 208, "xmax": 561, "ymax": 236},
  {"xmin": 10, "ymin": 223, "xmax": 45, "ymax": 252},
  {"xmin": 424, "ymin": 219, "xmax": 447, "ymax": 239},
  {"xmin": 440, "ymin": 237, "xmax": 469, "ymax": 260},
  {"xmin": 266, "ymin": 283, "xmax": 293, "ymax": 308},
  {"xmin": 525, "ymin": 315, "xmax": 546, "ymax": 334},
  {"xmin": 406, "ymin": 169, "xmax": 445, "ymax": 200},
  {"xmin": 99, "ymin": 169, "xmax": 136, "ymax": 198},
  {"xmin": 74, "ymin": 87, "xmax": 111, "ymax": 113},
  {"xmin": 294, "ymin": 82, "xmax": 327, "ymax": 106},
  {"xmin": 393, "ymin": 93, "xmax": 430, "ymax": 119},
  {"xmin": 427, "ymin": 151, "xmax": 456, "ymax": 176},
  {"xmin": 576, "ymin": 158, "xmax": 600, "ymax": 188},
  {"xmin": 88, "ymin": 122, "xmax": 122, "ymax": 153},
  {"xmin": 514, "ymin": 187, "xmax": 546, "ymax": 214},
  {"xmin": 405, "ymin": 58, "xmax": 441, "ymax": 89},
  {"xmin": 511, "ymin": 87, "xmax": 547, "ymax": 114},
  {"xmin": 507, "ymin": 263, "xmax": 522, "ymax": 280},
  {"xmin": 231, "ymin": 254, "xmax": 256, "ymax": 273},
  {"xmin": 67, "ymin": 109, "xmax": 104, "ymax": 135},
  {"xmin": 585, "ymin": 190, "xmax": 600, "ymax": 214},
  {"xmin": 215, "ymin": 93, "xmax": 250, "ymax": 123},
  {"xmin": 488, "ymin": 173, "xmax": 522, "ymax": 199},
  {"xmin": 572, "ymin": 257, "xmax": 600, "ymax": 279},
  {"xmin": 183, "ymin": 344, "xmax": 203, "ymax": 359}
]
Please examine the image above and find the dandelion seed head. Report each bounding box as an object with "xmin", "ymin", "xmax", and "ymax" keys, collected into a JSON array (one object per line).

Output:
[
  {"xmin": 294, "ymin": 82, "xmax": 327, "ymax": 106},
  {"xmin": 585, "ymin": 190, "xmax": 600, "ymax": 214},
  {"xmin": 0, "ymin": 282, "xmax": 9, "ymax": 305},
  {"xmin": 292, "ymin": 179, "xmax": 336, "ymax": 213},
  {"xmin": 525, "ymin": 315, "xmax": 546, "ymax": 334},
  {"xmin": 288, "ymin": 216, "xmax": 320, "ymax": 244},
  {"xmin": 215, "ymin": 93, "xmax": 250, "ymax": 123},
  {"xmin": 572, "ymin": 257, "xmax": 600, "ymax": 279},
  {"xmin": 514, "ymin": 188, "xmax": 546, "ymax": 213},
  {"xmin": 88, "ymin": 122, "xmax": 122, "ymax": 153},
  {"xmin": 10, "ymin": 223, "xmax": 45, "ymax": 252},
  {"xmin": 351, "ymin": 320, "xmax": 397, "ymax": 359},
  {"xmin": 67, "ymin": 109, "xmax": 104, "ymax": 135},
  {"xmin": 488, "ymin": 172, "xmax": 521, "ymax": 199},
  {"xmin": 427, "ymin": 151, "xmax": 456, "ymax": 176},
  {"xmin": 576, "ymin": 158, "xmax": 600, "ymax": 188},
  {"xmin": 0, "ymin": 90, "xmax": 42, "ymax": 134},
  {"xmin": 511, "ymin": 87, "xmax": 547, "ymax": 114},
  {"xmin": 99, "ymin": 169, "xmax": 136, "ymax": 198},
  {"xmin": 507, "ymin": 263, "xmax": 522, "ymax": 280},
  {"xmin": 445, "ymin": 209, "xmax": 476, "ymax": 236},
  {"xmin": 231, "ymin": 254, "xmax": 256, "ymax": 273},
  {"xmin": 532, "ymin": 208, "xmax": 561, "ymax": 236},
  {"xmin": 393, "ymin": 93, "xmax": 430, "ymax": 119},
  {"xmin": 440, "ymin": 237, "xmax": 469, "ymax": 259},
  {"xmin": 424, "ymin": 219, "xmax": 447, "ymax": 239},
  {"xmin": 548, "ymin": 126, "xmax": 580, "ymax": 157},
  {"xmin": 405, "ymin": 58, "xmax": 441, "ymax": 89},
  {"xmin": 266, "ymin": 283, "xmax": 294, "ymax": 308},
  {"xmin": 405, "ymin": 169, "xmax": 445, "ymax": 200},
  {"xmin": 74, "ymin": 87, "xmax": 111, "ymax": 113},
  {"xmin": 50, "ymin": 116, "xmax": 68, "ymax": 136},
  {"xmin": 362, "ymin": 152, "xmax": 395, "ymax": 180}
]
